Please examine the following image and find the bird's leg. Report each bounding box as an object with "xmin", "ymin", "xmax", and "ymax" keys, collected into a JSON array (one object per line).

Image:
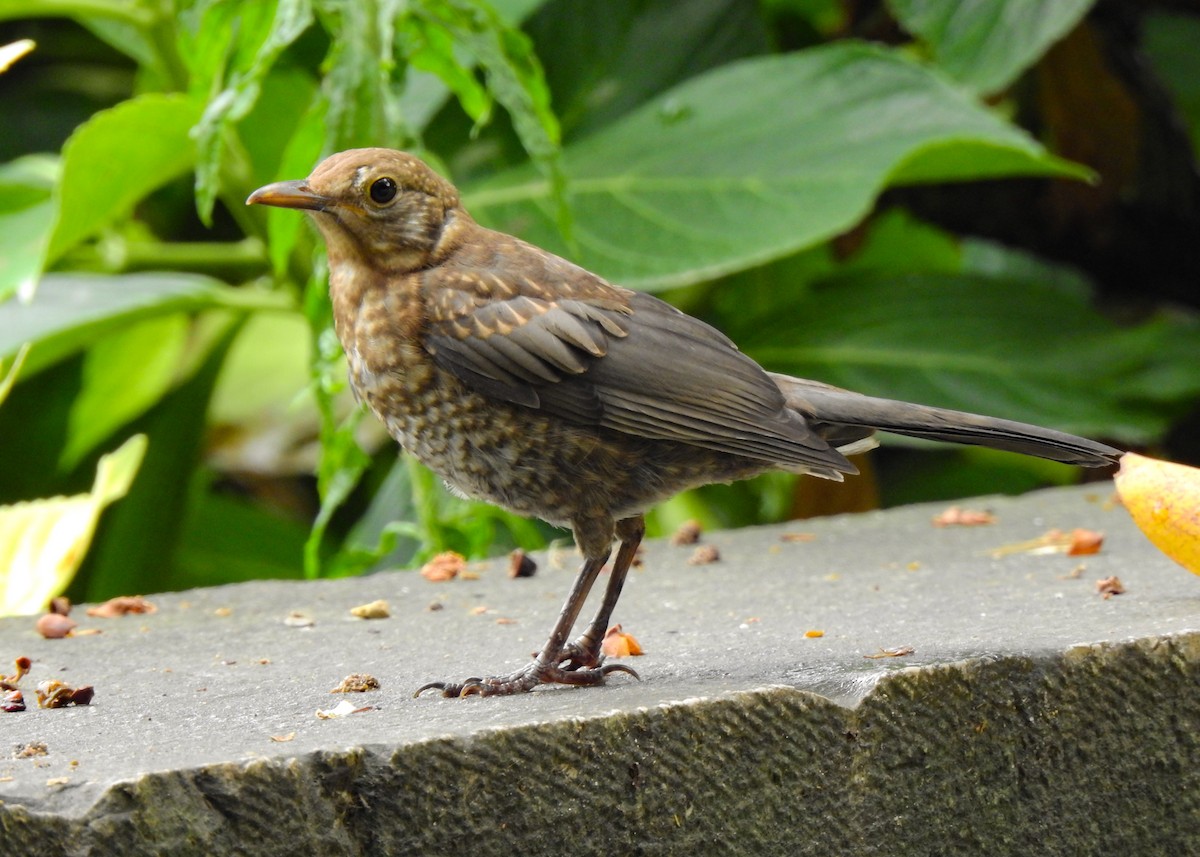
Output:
[
  {"xmin": 558, "ymin": 515, "xmax": 645, "ymax": 671},
  {"xmin": 415, "ymin": 522, "xmax": 637, "ymax": 697}
]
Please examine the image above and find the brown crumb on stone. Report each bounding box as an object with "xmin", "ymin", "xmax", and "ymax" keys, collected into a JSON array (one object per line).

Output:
[
  {"xmin": 687, "ymin": 544, "xmax": 720, "ymax": 565},
  {"xmin": 670, "ymin": 520, "xmax": 703, "ymax": 546}
]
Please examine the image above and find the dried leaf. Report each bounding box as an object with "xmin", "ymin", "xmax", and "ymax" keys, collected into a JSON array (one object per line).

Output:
[
  {"xmin": 421, "ymin": 551, "xmax": 466, "ymax": 582},
  {"xmin": 864, "ymin": 646, "xmax": 915, "ymax": 659},
  {"xmin": 931, "ymin": 506, "xmax": 996, "ymax": 527},
  {"xmin": 601, "ymin": 624, "xmax": 643, "ymax": 658},
  {"xmin": 85, "ymin": 595, "xmax": 156, "ymax": 617}
]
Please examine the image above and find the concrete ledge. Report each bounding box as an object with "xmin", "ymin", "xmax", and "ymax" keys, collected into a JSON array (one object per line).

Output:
[{"xmin": 1, "ymin": 485, "xmax": 1198, "ymax": 855}]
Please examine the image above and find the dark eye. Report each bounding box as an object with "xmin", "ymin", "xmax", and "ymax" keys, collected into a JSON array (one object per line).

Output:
[{"xmin": 369, "ymin": 177, "xmax": 397, "ymax": 204}]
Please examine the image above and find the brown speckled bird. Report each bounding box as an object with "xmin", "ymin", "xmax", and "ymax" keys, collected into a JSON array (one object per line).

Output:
[{"xmin": 247, "ymin": 148, "xmax": 1121, "ymax": 697}]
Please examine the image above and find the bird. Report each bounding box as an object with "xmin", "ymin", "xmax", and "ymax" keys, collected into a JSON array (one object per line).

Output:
[{"xmin": 247, "ymin": 148, "xmax": 1122, "ymax": 697}]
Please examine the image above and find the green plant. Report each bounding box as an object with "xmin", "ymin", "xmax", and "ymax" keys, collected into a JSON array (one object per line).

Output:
[{"xmin": 1, "ymin": 0, "xmax": 1198, "ymax": 610}]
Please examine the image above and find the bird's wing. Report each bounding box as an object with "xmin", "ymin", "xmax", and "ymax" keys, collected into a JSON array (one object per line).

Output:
[{"xmin": 422, "ymin": 234, "xmax": 852, "ymax": 474}]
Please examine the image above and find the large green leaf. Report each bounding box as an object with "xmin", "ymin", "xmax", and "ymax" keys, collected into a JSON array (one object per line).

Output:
[
  {"xmin": 47, "ymin": 93, "xmax": 204, "ymax": 264},
  {"xmin": 888, "ymin": 0, "xmax": 1095, "ymax": 94},
  {"xmin": 0, "ymin": 154, "xmax": 58, "ymax": 303},
  {"xmin": 743, "ymin": 271, "xmax": 1200, "ymax": 443},
  {"xmin": 0, "ymin": 272, "xmax": 289, "ymax": 376},
  {"xmin": 525, "ymin": 0, "xmax": 769, "ymax": 141},
  {"xmin": 466, "ymin": 42, "xmax": 1087, "ymax": 291}
]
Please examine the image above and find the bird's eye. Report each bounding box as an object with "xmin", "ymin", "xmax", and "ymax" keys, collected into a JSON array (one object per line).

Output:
[{"xmin": 369, "ymin": 177, "xmax": 398, "ymax": 204}]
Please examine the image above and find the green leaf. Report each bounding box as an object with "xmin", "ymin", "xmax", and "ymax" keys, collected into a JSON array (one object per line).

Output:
[
  {"xmin": 888, "ymin": 0, "xmax": 1095, "ymax": 94},
  {"xmin": 1143, "ymin": 11, "xmax": 1200, "ymax": 160},
  {"xmin": 744, "ymin": 271, "xmax": 1200, "ymax": 443},
  {"xmin": 0, "ymin": 271, "xmax": 289, "ymax": 377},
  {"xmin": 187, "ymin": 0, "xmax": 315, "ymax": 222},
  {"xmin": 79, "ymin": 325, "xmax": 239, "ymax": 601},
  {"xmin": 174, "ymin": 488, "xmax": 307, "ymax": 588},
  {"xmin": 47, "ymin": 93, "xmax": 204, "ymax": 264},
  {"xmin": 525, "ymin": 0, "xmax": 769, "ymax": 141},
  {"xmin": 0, "ymin": 344, "xmax": 29, "ymax": 407},
  {"xmin": 0, "ymin": 154, "xmax": 58, "ymax": 303},
  {"xmin": 467, "ymin": 42, "xmax": 1087, "ymax": 291},
  {"xmin": 62, "ymin": 314, "xmax": 190, "ymax": 470},
  {"xmin": 315, "ymin": 0, "xmax": 409, "ymax": 151}
]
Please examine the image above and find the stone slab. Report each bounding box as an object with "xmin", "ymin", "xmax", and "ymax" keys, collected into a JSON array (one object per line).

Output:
[{"xmin": 1, "ymin": 485, "xmax": 1197, "ymax": 855}]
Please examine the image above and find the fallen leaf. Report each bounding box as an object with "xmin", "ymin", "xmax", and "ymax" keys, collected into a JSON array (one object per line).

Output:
[
  {"xmin": 864, "ymin": 646, "xmax": 915, "ymax": 659},
  {"xmin": 931, "ymin": 506, "xmax": 996, "ymax": 527},
  {"xmin": 988, "ymin": 528, "xmax": 1104, "ymax": 558},
  {"xmin": 316, "ymin": 700, "xmax": 375, "ymax": 719},
  {"xmin": 421, "ymin": 551, "xmax": 466, "ymax": 582},
  {"xmin": 1114, "ymin": 453, "xmax": 1200, "ymax": 574},
  {"xmin": 86, "ymin": 595, "xmax": 156, "ymax": 617},
  {"xmin": 601, "ymin": 624, "xmax": 643, "ymax": 658},
  {"xmin": 779, "ymin": 532, "xmax": 816, "ymax": 543}
]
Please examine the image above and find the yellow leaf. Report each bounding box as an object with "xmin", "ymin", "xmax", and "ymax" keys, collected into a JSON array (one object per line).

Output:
[
  {"xmin": 1114, "ymin": 452, "xmax": 1200, "ymax": 575},
  {"xmin": 0, "ymin": 435, "xmax": 148, "ymax": 616}
]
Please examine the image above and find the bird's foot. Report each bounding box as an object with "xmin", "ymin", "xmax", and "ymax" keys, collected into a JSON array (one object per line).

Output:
[
  {"xmin": 414, "ymin": 660, "xmax": 638, "ymax": 698},
  {"xmin": 554, "ymin": 639, "xmax": 603, "ymax": 671}
]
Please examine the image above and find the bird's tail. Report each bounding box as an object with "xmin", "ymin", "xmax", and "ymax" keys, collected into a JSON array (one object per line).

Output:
[{"xmin": 769, "ymin": 373, "xmax": 1122, "ymax": 468}]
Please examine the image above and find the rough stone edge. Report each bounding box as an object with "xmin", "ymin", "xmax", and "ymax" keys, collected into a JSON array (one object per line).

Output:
[{"xmin": 2, "ymin": 632, "xmax": 1197, "ymax": 857}]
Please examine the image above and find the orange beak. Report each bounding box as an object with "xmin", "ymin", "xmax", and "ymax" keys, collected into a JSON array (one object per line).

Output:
[{"xmin": 246, "ymin": 180, "xmax": 330, "ymax": 211}]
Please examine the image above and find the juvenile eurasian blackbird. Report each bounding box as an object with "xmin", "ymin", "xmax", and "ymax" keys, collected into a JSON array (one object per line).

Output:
[{"xmin": 247, "ymin": 148, "xmax": 1122, "ymax": 697}]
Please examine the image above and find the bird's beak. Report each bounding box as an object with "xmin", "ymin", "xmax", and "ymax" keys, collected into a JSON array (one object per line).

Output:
[{"xmin": 246, "ymin": 180, "xmax": 330, "ymax": 211}]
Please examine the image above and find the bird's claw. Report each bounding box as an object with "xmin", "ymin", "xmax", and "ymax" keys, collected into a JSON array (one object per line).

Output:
[{"xmin": 414, "ymin": 662, "xmax": 639, "ymax": 698}]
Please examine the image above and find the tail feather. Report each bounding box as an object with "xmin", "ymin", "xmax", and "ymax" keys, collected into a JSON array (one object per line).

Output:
[{"xmin": 770, "ymin": 374, "xmax": 1122, "ymax": 468}]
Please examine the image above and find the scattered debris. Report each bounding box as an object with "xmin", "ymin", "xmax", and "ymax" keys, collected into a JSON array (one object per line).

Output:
[
  {"xmin": 35, "ymin": 613, "xmax": 77, "ymax": 639},
  {"xmin": 330, "ymin": 673, "xmax": 381, "ymax": 694},
  {"xmin": 495, "ymin": 617, "xmax": 518, "ymax": 625},
  {"xmin": 864, "ymin": 646, "xmax": 915, "ymax": 659},
  {"xmin": 213, "ymin": 607, "xmax": 233, "ymax": 617},
  {"xmin": 269, "ymin": 732, "xmax": 296, "ymax": 743},
  {"xmin": 601, "ymin": 625, "xmax": 643, "ymax": 658},
  {"xmin": 14, "ymin": 742, "xmax": 48, "ymax": 758},
  {"xmin": 425, "ymin": 601, "xmax": 444, "ymax": 612},
  {"xmin": 86, "ymin": 595, "xmax": 156, "ymax": 617},
  {"xmin": 670, "ymin": 519, "xmax": 703, "ymax": 546},
  {"xmin": 931, "ymin": 506, "xmax": 996, "ymax": 527},
  {"xmin": 421, "ymin": 551, "xmax": 466, "ymax": 582},
  {"xmin": 804, "ymin": 629, "xmax": 824, "ymax": 639},
  {"xmin": 349, "ymin": 599, "xmax": 390, "ymax": 620},
  {"xmin": 687, "ymin": 544, "xmax": 720, "ymax": 565},
  {"xmin": 47, "ymin": 597, "xmax": 71, "ymax": 616},
  {"xmin": 35, "ymin": 680, "xmax": 94, "ymax": 708},
  {"xmin": 283, "ymin": 610, "xmax": 315, "ymax": 627},
  {"xmin": 1095, "ymin": 576, "xmax": 1126, "ymax": 599},
  {"xmin": 508, "ymin": 548, "xmax": 537, "ymax": 578},
  {"xmin": 988, "ymin": 528, "xmax": 1104, "ymax": 558},
  {"xmin": 779, "ymin": 532, "xmax": 816, "ymax": 543},
  {"xmin": 316, "ymin": 700, "xmax": 376, "ymax": 719}
]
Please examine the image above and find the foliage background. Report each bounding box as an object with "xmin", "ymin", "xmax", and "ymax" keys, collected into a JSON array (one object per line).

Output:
[{"xmin": 1, "ymin": 0, "xmax": 1198, "ymax": 606}]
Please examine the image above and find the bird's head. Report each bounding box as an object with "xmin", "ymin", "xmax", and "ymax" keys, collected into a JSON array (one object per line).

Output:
[{"xmin": 247, "ymin": 148, "xmax": 462, "ymax": 272}]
